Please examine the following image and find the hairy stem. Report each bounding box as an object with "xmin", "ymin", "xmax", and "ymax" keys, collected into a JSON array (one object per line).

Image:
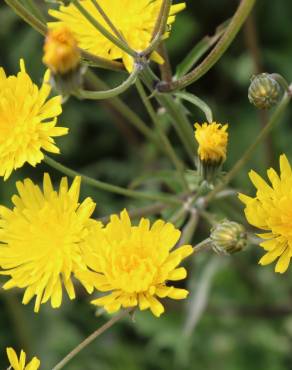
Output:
[
  {"xmin": 136, "ymin": 79, "xmax": 189, "ymax": 190},
  {"xmin": 158, "ymin": 0, "xmax": 256, "ymax": 91}
]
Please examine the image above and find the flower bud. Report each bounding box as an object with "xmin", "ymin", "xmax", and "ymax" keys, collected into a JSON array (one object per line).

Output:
[
  {"xmin": 210, "ymin": 220, "xmax": 247, "ymax": 255},
  {"xmin": 248, "ymin": 73, "xmax": 282, "ymax": 110},
  {"xmin": 194, "ymin": 122, "xmax": 228, "ymax": 183},
  {"xmin": 43, "ymin": 26, "xmax": 83, "ymax": 96}
]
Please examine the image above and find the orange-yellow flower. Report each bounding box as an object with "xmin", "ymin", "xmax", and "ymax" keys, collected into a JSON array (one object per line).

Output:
[{"xmin": 43, "ymin": 26, "xmax": 80, "ymax": 74}]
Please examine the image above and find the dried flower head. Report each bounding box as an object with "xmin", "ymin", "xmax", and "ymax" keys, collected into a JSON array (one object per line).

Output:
[
  {"xmin": 49, "ymin": 1, "xmax": 186, "ymax": 71},
  {"xmin": 0, "ymin": 59, "xmax": 67, "ymax": 180},
  {"xmin": 239, "ymin": 154, "xmax": 292, "ymax": 273},
  {"xmin": 80, "ymin": 210, "xmax": 193, "ymax": 317},
  {"xmin": 0, "ymin": 174, "xmax": 98, "ymax": 312}
]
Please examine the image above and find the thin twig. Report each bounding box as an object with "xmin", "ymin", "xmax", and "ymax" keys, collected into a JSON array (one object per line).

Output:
[{"xmin": 51, "ymin": 309, "xmax": 133, "ymax": 370}]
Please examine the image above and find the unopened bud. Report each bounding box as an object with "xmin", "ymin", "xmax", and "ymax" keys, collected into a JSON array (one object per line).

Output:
[
  {"xmin": 248, "ymin": 73, "xmax": 282, "ymax": 110},
  {"xmin": 210, "ymin": 220, "xmax": 247, "ymax": 255},
  {"xmin": 43, "ymin": 26, "xmax": 83, "ymax": 96}
]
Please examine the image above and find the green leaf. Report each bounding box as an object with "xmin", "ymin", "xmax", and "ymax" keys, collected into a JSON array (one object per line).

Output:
[
  {"xmin": 175, "ymin": 91, "xmax": 213, "ymax": 123},
  {"xmin": 175, "ymin": 19, "xmax": 230, "ymax": 79}
]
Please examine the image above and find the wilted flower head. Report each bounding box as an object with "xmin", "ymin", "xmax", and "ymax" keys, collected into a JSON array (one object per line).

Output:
[
  {"xmin": 194, "ymin": 122, "xmax": 228, "ymax": 164},
  {"xmin": 239, "ymin": 154, "xmax": 292, "ymax": 273},
  {"xmin": 43, "ymin": 25, "xmax": 80, "ymax": 74},
  {"xmin": 0, "ymin": 174, "xmax": 97, "ymax": 312},
  {"xmin": 0, "ymin": 59, "xmax": 68, "ymax": 180},
  {"xmin": 6, "ymin": 347, "xmax": 40, "ymax": 370},
  {"xmin": 49, "ymin": 1, "xmax": 186, "ymax": 71},
  {"xmin": 80, "ymin": 210, "xmax": 193, "ymax": 317}
]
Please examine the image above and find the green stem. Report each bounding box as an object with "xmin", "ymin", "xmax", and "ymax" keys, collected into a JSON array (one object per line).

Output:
[
  {"xmin": 23, "ymin": 0, "xmax": 46, "ymax": 22},
  {"xmin": 158, "ymin": 0, "xmax": 256, "ymax": 92},
  {"xmin": 44, "ymin": 156, "xmax": 182, "ymax": 205},
  {"xmin": 135, "ymin": 79, "xmax": 189, "ymax": 190},
  {"xmin": 158, "ymin": 94, "xmax": 197, "ymax": 161},
  {"xmin": 180, "ymin": 212, "xmax": 199, "ymax": 245},
  {"xmin": 71, "ymin": 0, "xmax": 136, "ymax": 58},
  {"xmin": 141, "ymin": 67, "xmax": 197, "ymax": 162},
  {"xmin": 193, "ymin": 238, "xmax": 212, "ymax": 253},
  {"xmin": 90, "ymin": 0, "xmax": 127, "ymax": 43},
  {"xmin": 205, "ymin": 91, "xmax": 291, "ymax": 203},
  {"xmin": 4, "ymin": 0, "xmax": 47, "ymax": 35},
  {"xmin": 76, "ymin": 65, "xmax": 140, "ymax": 100},
  {"xmin": 84, "ymin": 70, "xmax": 158, "ymax": 144},
  {"xmin": 51, "ymin": 309, "xmax": 133, "ymax": 370},
  {"xmin": 142, "ymin": 0, "xmax": 171, "ymax": 56}
]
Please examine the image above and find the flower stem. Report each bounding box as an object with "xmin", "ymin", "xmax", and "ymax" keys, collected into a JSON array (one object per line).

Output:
[
  {"xmin": 193, "ymin": 238, "xmax": 212, "ymax": 253},
  {"xmin": 76, "ymin": 64, "xmax": 140, "ymax": 100},
  {"xmin": 135, "ymin": 79, "xmax": 189, "ymax": 191},
  {"xmin": 90, "ymin": 0, "xmax": 128, "ymax": 43},
  {"xmin": 141, "ymin": 67, "xmax": 197, "ymax": 162},
  {"xmin": 158, "ymin": 0, "xmax": 256, "ymax": 92},
  {"xmin": 51, "ymin": 309, "xmax": 133, "ymax": 370},
  {"xmin": 84, "ymin": 70, "xmax": 158, "ymax": 144},
  {"xmin": 44, "ymin": 156, "xmax": 182, "ymax": 205},
  {"xmin": 205, "ymin": 91, "xmax": 291, "ymax": 203},
  {"xmin": 142, "ymin": 0, "xmax": 171, "ymax": 57},
  {"xmin": 4, "ymin": 0, "xmax": 46, "ymax": 35},
  {"xmin": 71, "ymin": 0, "xmax": 136, "ymax": 58}
]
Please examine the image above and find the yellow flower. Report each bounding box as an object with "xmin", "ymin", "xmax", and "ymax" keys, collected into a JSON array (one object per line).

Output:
[
  {"xmin": 239, "ymin": 154, "xmax": 292, "ymax": 273},
  {"xmin": 194, "ymin": 122, "xmax": 228, "ymax": 163},
  {"xmin": 43, "ymin": 25, "xmax": 81, "ymax": 74},
  {"xmin": 48, "ymin": 1, "xmax": 186, "ymax": 71},
  {"xmin": 6, "ymin": 347, "xmax": 40, "ymax": 370},
  {"xmin": 79, "ymin": 210, "xmax": 193, "ymax": 317},
  {"xmin": 0, "ymin": 174, "xmax": 97, "ymax": 312},
  {"xmin": 0, "ymin": 59, "xmax": 68, "ymax": 180}
]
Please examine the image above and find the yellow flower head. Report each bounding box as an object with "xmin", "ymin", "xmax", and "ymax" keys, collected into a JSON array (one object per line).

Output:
[
  {"xmin": 48, "ymin": 1, "xmax": 186, "ymax": 71},
  {"xmin": 80, "ymin": 209, "xmax": 193, "ymax": 317},
  {"xmin": 6, "ymin": 347, "xmax": 40, "ymax": 370},
  {"xmin": 194, "ymin": 122, "xmax": 228, "ymax": 163},
  {"xmin": 43, "ymin": 26, "xmax": 81, "ymax": 74},
  {"xmin": 0, "ymin": 60, "xmax": 68, "ymax": 180},
  {"xmin": 0, "ymin": 174, "xmax": 98, "ymax": 312},
  {"xmin": 239, "ymin": 154, "xmax": 292, "ymax": 273}
]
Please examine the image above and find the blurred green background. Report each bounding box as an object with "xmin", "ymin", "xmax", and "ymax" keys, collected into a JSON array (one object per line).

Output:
[{"xmin": 1, "ymin": 1, "xmax": 292, "ymax": 369}]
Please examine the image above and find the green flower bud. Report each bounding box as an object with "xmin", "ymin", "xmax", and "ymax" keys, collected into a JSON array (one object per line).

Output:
[
  {"xmin": 210, "ymin": 220, "xmax": 247, "ymax": 255},
  {"xmin": 248, "ymin": 73, "xmax": 282, "ymax": 110}
]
